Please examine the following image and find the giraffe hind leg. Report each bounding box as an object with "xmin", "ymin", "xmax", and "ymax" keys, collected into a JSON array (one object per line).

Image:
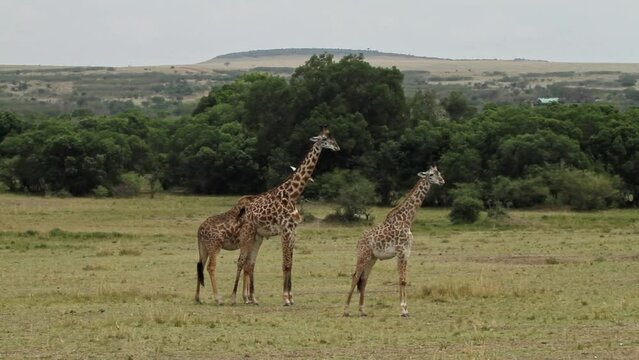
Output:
[{"xmin": 206, "ymin": 246, "xmax": 222, "ymax": 305}]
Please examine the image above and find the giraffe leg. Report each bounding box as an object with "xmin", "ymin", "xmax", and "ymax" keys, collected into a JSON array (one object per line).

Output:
[
  {"xmin": 206, "ymin": 245, "xmax": 222, "ymax": 305},
  {"xmin": 344, "ymin": 252, "xmax": 371, "ymax": 316},
  {"xmin": 231, "ymin": 250, "xmax": 246, "ymax": 305},
  {"xmin": 344, "ymin": 269, "xmax": 364, "ymax": 316},
  {"xmin": 245, "ymin": 236, "xmax": 264, "ymax": 305},
  {"xmin": 397, "ymin": 255, "xmax": 409, "ymax": 317},
  {"xmin": 281, "ymin": 228, "xmax": 296, "ymax": 306},
  {"xmin": 232, "ymin": 225, "xmax": 256, "ymax": 305},
  {"xmin": 358, "ymin": 258, "xmax": 376, "ymax": 317}
]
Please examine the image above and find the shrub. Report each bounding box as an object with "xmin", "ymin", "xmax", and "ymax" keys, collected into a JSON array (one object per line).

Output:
[
  {"xmin": 618, "ymin": 73, "xmax": 638, "ymax": 87},
  {"xmin": 486, "ymin": 200, "xmax": 509, "ymax": 219},
  {"xmin": 93, "ymin": 185, "xmax": 110, "ymax": 198},
  {"xmin": 110, "ymin": 172, "xmax": 146, "ymax": 197},
  {"xmin": 449, "ymin": 196, "xmax": 483, "ymax": 224},
  {"xmin": 544, "ymin": 168, "xmax": 621, "ymax": 210},
  {"xmin": 491, "ymin": 176, "xmax": 550, "ymax": 208},
  {"xmin": 312, "ymin": 170, "xmax": 377, "ymax": 222}
]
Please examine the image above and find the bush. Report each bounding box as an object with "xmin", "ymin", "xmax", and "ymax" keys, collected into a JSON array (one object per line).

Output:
[
  {"xmin": 544, "ymin": 168, "xmax": 621, "ymax": 210},
  {"xmin": 312, "ymin": 169, "xmax": 377, "ymax": 222},
  {"xmin": 619, "ymin": 73, "xmax": 638, "ymax": 87},
  {"xmin": 491, "ymin": 176, "xmax": 550, "ymax": 208},
  {"xmin": 110, "ymin": 172, "xmax": 145, "ymax": 198},
  {"xmin": 93, "ymin": 185, "xmax": 110, "ymax": 198},
  {"xmin": 486, "ymin": 200, "xmax": 509, "ymax": 219},
  {"xmin": 449, "ymin": 196, "xmax": 483, "ymax": 224}
]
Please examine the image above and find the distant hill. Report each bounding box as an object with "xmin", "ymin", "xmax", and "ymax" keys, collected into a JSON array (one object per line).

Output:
[
  {"xmin": 203, "ymin": 48, "xmax": 442, "ymax": 62},
  {"xmin": 2, "ymin": 48, "xmax": 639, "ymax": 117}
]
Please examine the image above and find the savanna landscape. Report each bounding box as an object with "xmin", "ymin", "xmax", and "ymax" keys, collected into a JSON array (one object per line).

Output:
[
  {"xmin": 1, "ymin": 48, "xmax": 639, "ymax": 359},
  {"xmin": 1, "ymin": 194, "xmax": 638, "ymax": 359}
]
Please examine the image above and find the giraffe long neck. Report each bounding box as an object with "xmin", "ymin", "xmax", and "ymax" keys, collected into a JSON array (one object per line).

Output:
[
  {"xmin": 387, "ymin": 178, "xmax": 431, "ymax": 225},
  {"xmin": 277, "ymin": 143, "xmax": 322, "ymax": 203}
]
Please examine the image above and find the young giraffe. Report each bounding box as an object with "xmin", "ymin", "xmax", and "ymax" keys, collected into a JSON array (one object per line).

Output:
[
  {"xmin": 232, "ymin": 126, "xmax": 340, "ymax": 306},
  {"xmin": 344, "ymin": 166, "xmax": 445, "ymax": 317},
  {"xmin": 194, "ymin": 195, "xmax": 257, "ymax": 304}
]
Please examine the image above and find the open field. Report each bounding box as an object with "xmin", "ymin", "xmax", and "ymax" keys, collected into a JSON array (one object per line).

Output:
[{"xmin": 0, "ymin": 194, "xmax": 638, "ymax": 359}]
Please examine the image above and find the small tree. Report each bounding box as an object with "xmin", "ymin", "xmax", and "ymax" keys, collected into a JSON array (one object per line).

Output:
[
  {"xmin": 312, "ymin": 169, "xmax": 377, "ymax": 222},
  {"xmin": 448, "ymin": 183, "xmax": 483, "ymax": 224},
  {"xmin": 449, "ymin": 196, "xmax": 483, "ymax": 224}
]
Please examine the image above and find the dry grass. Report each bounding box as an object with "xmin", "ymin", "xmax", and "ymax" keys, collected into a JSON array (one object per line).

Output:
[{"xmin": 0, "ymin": 194, "xmax": 638, "ymax": 359}]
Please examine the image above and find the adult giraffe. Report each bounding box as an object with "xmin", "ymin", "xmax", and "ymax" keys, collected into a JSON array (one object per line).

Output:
[
  {"xmin": 344, "ymin": 166, "xmax": 445, "ymax": 317},
  {"xmin": 232, "ymin": 126, "xmax": 340, "ymax": 306}
]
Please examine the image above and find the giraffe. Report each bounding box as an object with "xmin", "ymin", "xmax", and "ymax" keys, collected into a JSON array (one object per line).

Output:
[
  {"xmin": 344, "ymin": 165, "xmax": 445, "ymax": 317},
  {"xmin": 194, "ymin": 195, "xmax": 257, "ymax": 304},
  {"xmin": 232, "ymin": 126, "xmax": 340, "ymax": 306}
]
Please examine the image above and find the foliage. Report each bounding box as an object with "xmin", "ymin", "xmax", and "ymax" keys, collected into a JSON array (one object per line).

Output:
[
  {"xmin": 449, "ymin": 196, "xmax": 483, "ymax": 224},
  {"xmin": 311, "ymin": 169, "xmax": 377, "ymax": 222},
  {"xmin": 618, "ymin": 73, "xmax": 638, "ymax": 87},
  {"xmin": 448, "ymin": 183, "xmax": 484, "ymax": 224},
  {"xmin": 1, "ymin": 56, "xmax": 639, "ymax": 210},
  {"xmin": 543, "ymin": 168, "xmax": 622, "ymax": 210}
]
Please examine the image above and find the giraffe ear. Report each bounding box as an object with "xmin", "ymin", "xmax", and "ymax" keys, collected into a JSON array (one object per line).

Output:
[
  {"xmin": 417, "ymin": 171, "xmax": 428, "ymax": 178},
  {"xmin": 310, "ymin": 136, "xmax": 321, "ymax": 142}
]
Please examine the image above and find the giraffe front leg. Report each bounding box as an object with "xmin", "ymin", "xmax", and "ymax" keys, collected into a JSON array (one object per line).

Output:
[
  {"xmin": 206, "ymin": 246, "xmax": 222, "ymax": 305},
  {"xmin": 281, "ymin": 229, "xmax": 296, "ymax": 306},
  {"xmin": 244, "ymin": 235, "xmax": 264, "ymax": 305},
  {"xmin": 398, "ymin": 255, "xmax": 409, "ymax": 317}
]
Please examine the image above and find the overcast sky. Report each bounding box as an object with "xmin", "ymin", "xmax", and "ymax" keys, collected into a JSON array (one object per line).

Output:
[{"xmin": 1, "ymin": 0, "xmax": 638, "ymax": 66}]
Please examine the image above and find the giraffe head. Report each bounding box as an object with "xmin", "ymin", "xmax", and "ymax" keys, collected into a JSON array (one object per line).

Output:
[
  {"xmin": 310, "ymin": 126, "xmax": 340, "ymax": 152},
  {"xmin": 418, "ymin": 166, "xmax": 445, "ymax": 185}
]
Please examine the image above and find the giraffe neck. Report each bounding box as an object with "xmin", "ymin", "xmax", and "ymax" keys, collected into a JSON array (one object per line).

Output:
[
  {"xmin": 387, "ymin": 178, "xmax": 431, "ymax": 225},
  {"xmin": 276, "ymin": 143, "xmax": 322, "ymax": 203}
]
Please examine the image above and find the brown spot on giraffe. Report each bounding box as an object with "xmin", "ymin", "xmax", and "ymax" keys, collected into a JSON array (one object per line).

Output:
[{"xmin": 344, "ymin": 166, "xmax": 445, "ymax": 317}]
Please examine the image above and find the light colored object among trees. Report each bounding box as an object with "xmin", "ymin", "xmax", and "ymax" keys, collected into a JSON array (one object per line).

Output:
[{"xmin": 344, "ymin": 166, "xmax": 445, "ymax": 317}]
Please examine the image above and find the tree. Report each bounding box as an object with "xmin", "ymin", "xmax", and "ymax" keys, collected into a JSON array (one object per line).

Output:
[{"xmin": 441, "ymin": 91, "xmax": 476, "ymax": 120}]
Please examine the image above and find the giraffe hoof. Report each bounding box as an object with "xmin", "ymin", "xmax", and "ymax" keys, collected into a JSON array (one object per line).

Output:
[
  {"xmin": 343, "ymin": 312, "xmax": 350, "ymax": 317},
  {"xmin": 401, "ymin": 312, "xmax": 410, "ymax": 318},
  {"xmin": 359, "ymin": 312, "xmax": 368, "ymax": 317}
]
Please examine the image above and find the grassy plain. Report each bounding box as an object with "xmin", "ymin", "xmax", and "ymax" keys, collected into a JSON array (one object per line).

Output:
[{"xmin": 0, "ymin": 194, "xmax": 638, "ymax": 359}]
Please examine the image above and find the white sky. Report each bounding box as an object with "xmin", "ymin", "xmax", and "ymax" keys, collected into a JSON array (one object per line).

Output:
[{"xmin": 1, "ymin": 0, "xmax": 638, "ymax": 66}]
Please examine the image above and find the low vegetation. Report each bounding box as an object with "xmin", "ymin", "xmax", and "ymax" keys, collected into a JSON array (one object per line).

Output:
[
  {"xmin": 0, "ymin": 194, "xmax": 637, "ymax": 358},
  {"xmin": 2, "ymin": 55, "xmax": 638, "ymax": 216}
]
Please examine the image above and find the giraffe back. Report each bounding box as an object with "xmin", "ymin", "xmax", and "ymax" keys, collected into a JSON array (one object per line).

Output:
[{"xmin": 197, "ymin": 195, "xmax": 258, "ymax": 250}]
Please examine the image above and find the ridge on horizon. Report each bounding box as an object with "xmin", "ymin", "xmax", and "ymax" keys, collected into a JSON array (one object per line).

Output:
[
  {"xmin": 201, "ymin": 48, "xmax": 445, "ymax": 63},
  {"xmin": 201, "ymin": 48, "xmax": 549, "ymax": 64}
]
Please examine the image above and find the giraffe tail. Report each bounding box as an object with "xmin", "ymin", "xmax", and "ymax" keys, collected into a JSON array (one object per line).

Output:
[{"xmin": 197, "ymin": 261, "xmax": 205, "ymax": 287}]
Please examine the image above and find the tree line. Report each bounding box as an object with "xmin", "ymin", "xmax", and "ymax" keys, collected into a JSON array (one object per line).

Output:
[{"xmin": 1, "ymin": 54, "xmax": 638, "ymax": 211}]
